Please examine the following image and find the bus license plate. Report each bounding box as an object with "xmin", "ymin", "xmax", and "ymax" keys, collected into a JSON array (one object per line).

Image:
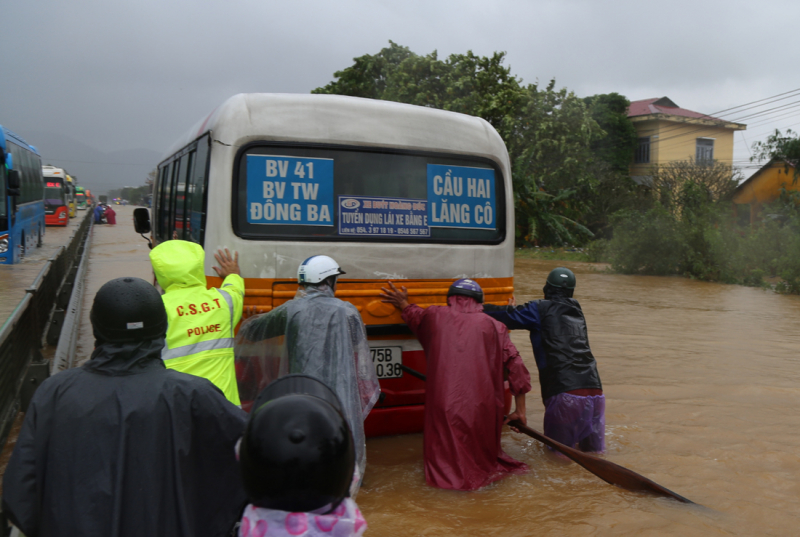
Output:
[{"xmin": 370, "ymin": 346, "xmax": 403, "ymax": 379}]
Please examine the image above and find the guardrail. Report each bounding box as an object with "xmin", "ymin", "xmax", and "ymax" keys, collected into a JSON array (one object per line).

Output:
[
  {"xmin": 0, "ymin": 211, "xmax": 93, "ymax": 451},
  {"xmin": 51, "ymin": 220, "xmax": 92, "ymax": 373}
]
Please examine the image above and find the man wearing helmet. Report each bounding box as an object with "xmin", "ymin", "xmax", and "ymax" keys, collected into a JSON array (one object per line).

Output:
[
  {"xmin": 483, "ymin": 267, "xmax": 605, "ymax": 454},
  {"xmin": 2, "ymin": 277, "xmax": 247, "ymax": 537},
  {"xmin": 235, "ymin": 375, "xmax": 367, "ymax": 536},
  {"xmin": 380, "ymin": 279, "xmax": 532, "ymax": 491},
  {"xmin": 234, "ymin": 255, "xmax": 380, "ymax": 496}
]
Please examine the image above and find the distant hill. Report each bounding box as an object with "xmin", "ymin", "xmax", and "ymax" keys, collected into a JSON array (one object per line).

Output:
[{"xmin": 13, "ymin": 130, "xmax": 162, "ymax": 196}]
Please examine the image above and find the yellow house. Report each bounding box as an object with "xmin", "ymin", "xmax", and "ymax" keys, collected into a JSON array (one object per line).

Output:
[
  {"xmin": 628, "ymin": 97, "xmax": 746, "ymax": 183},
  {"xmin": 733, "ymin": 160, "xmax": 800, "ymax": 224}
]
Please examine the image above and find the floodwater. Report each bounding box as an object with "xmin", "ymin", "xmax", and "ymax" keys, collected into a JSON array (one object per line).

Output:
[
  {"xmin": 358, "ymin": 259, "xmax": 800, "ymax": 536},
  {"xmin": 3, "ymin": 212, "xmax": 800, "ymax": 535},
  {"xmin": 73, "ymin": 205, "xmax": 153, "ymax": 367},
  {"xmin": 0, "ymin": 217, "xmax": 79, "ymax": 322}
]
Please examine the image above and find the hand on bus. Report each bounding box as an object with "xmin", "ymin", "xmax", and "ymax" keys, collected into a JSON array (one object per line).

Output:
[
  {"xmin": 508, "ymin": 296, "xmax": 517, "ymax": 307},
  {"xmin": 213, "ymin": 248, "xmax": 241, "ymax": 279},
  {"xmin": 380, "ymin": 281, "xmax": 410, "ymax": 311},
  {"xmin": 242, "ymin": 306, "xmax": 259, "ymax": 320}
]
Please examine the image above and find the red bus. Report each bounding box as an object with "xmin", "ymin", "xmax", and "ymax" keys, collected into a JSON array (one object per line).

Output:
[{"xmin": 42, "ymin": 167, "xmax": 69, "ymax": 226}]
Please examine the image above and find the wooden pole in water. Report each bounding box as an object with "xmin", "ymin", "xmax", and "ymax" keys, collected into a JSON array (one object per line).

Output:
[
  {"xmin": 399, "ymin": 364, "xmax": 695, "ymax": 504},
  {"xmin": 506, "ymin": 419, "xmax": 695, "ymax": 504}
]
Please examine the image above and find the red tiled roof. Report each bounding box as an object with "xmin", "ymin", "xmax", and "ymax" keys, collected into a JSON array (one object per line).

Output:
[{"xmin": 627, "ymin": 97, "xmax": 724, "ymax": 121}]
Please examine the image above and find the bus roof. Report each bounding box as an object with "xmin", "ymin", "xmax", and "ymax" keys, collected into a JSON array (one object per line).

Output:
[
  {"xmin": 43, "ymin": 165, "xmax": 67, "ymax": 178},
  {"xmin": 0, "ymin": 125, "xmax": 40, "ymax": 156},
  {"xmin": 162, "ymin": 93, "xmax": 508, "ymax": 165}
]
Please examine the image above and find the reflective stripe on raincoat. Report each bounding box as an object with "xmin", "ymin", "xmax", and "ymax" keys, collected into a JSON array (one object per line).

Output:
[{"xmin": 150, "ymin": 240, "xmax": 244, "ymax": 405}]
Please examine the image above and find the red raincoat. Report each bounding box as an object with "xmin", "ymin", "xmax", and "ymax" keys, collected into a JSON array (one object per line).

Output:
[
  {"xmin": 402, "ymin": 295, "xmax": 532, "ymax": 491},
  {"xmin": 104, "ymin": 206, "xmax": 116, "ymax": 224}
]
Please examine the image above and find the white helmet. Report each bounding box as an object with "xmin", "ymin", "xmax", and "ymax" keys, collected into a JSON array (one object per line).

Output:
[{"xmin": 297, "ymin": 255, "xmax": 346, "ymax": 284}]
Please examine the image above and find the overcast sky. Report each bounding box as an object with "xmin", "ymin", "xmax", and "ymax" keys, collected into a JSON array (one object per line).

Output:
[{"xmin": 3, "ymin": 0, "xmax": 800, "ymax": 179}]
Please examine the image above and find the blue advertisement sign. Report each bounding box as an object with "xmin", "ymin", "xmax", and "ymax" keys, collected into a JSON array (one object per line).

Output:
[
  {"xmin": 338, "ymin": 196, "xmax": 429, "ymax": 238},
  {"xmin": 427, "ymin": 164, "xmax": 496, "ymax": 230},
  {"xmin": 246, "ymin": 154, "xmax": 334, "ymax": 226}
]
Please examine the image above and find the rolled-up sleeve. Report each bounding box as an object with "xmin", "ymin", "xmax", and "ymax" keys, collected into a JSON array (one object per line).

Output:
[
  {"xmin": 502, "ymin": 330, "xmax": 531, "ymax": 396},
  {"xmin": 400, "ymin": 304, "xmax": 427, "ymax": 334}
]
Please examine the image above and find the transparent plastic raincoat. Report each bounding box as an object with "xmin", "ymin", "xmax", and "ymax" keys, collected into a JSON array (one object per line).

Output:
[{"xmin": 234, "ymin": 284, "xmax": 380, "ymax": 493}]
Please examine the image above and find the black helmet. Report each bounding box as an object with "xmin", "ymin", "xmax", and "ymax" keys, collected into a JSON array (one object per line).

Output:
[
  {"xmin": 446, "ymin": 278, "xmax": 484, "ymax": 303},
  {"xmin": 240, "ymin": 375, "xmax": 355, "ymax": 513},
  {"xmin": 544, "ymin": 267, "xmax": 576, "ymax": 299},
  {"xmin": 90, "ymin": 277, "xmax": 168, "ymax": 343},
  {"xmin": 546, "ymin": 267, "xmax": 576, "ymax": 289}
]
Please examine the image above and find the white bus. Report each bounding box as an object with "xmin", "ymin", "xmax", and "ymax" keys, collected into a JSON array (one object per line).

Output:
[{"xmin": 144, "ymin": 93, "xmax": 515, "ymax": 436}]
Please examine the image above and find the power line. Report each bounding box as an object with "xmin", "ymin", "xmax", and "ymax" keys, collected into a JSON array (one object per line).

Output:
[
  {"xmin": 643, "ymin": 101, "xmax": 800, "ymax": 156},
  {"xmin": 632, "ymin": 87, "xmax": 800, "ymax": 140},
  {"xmin": 43, "ymin": 158, "xmax": 154, "ymax": 166},
  {"xmin": 631, "ymin": 88, "xmax": 800, "ymax": 150}
]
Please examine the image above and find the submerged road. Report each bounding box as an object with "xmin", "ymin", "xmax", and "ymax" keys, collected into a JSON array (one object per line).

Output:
[
  {"xmin": 3, "ymin": 207, "xmax": 800, "ymax": 535},
  {"xmin": 360, "ymin": 263, "xmax": 800, "ymax": 536},
  {"xmin": 71, "ymin": 205, "xmax": 152, "ymax": 367},
  {"xmin": 0, "ymin": 216, "xmax": 82, "ymax": 322}
]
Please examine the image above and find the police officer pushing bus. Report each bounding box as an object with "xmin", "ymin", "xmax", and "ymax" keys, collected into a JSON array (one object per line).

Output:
[{"xmin": 150, "ymin": 240, "xmax": 245, "ymax": 405}]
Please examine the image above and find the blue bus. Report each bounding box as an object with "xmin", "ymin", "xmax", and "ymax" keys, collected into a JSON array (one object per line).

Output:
[{"xmin": 0, "ymin": 126, "xmax": 46, "ymax": 264}]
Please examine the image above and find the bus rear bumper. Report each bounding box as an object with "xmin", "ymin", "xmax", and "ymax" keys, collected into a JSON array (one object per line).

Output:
[
  {"xmin": 364, "ymin": 404, "xmax": 424, "ymax": 438},
  {"xmin": 364, "ymin": 386, "xmax": 513, "ymax": 438}
]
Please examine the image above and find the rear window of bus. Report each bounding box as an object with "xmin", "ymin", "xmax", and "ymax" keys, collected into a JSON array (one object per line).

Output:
[{"xmin": 233, "ymin": 144, "xmax": 506, "ymax": 244}]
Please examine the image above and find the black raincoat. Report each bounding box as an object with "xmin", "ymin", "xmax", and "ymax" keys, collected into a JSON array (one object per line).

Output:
[
  {"xmin": 1, "ymin": 339, "xmax": 248, "ymax": 537},
  {"xmin": 484, "ymin": 294, "xmax": 602, "ymax": 401}
]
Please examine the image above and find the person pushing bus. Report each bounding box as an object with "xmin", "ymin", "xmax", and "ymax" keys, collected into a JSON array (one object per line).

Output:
[
  {"xmin": 149, "ymin": 240, "xmax": 245, "ymax": 405},
  {"xmin": 234, "ymin": 255, "xmax": 380, "ymax": 496},
  {"xmin": 483, "ymin": 267, "xmax": 605, "ymax": 454},
  {"xmin": 380, "ymin": 279, "xmax": 531, "ymax": 491}
]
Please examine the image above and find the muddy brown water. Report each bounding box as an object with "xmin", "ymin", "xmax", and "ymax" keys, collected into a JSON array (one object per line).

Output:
[
  {"xmin": 4, "ymin": 212, "xmax": 800, "ymax": 535},
  {"xmin": 0, "ymin": 218, "xmax": 79, "ymax": 321},
  {"xmin": 72, "ymin": 206, "xmax": 153, "ymax": 367},
  {"xmin": 360, "ymin": 260, "xmax": 800, "ymax": 536}
]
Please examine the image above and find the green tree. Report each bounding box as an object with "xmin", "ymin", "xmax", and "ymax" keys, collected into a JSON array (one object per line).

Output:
[
  {"xmin": 507, "ymin": 80, "xmax": 600, "ymax": 244},
  {"xmin": 574, "ymin": 93, "xmax": 642, "ymax": 238},
  {"xmin": 648, "ymin": 158, "xmax": 741, "ymax": 216},
  {"xmin": 313, "ymin": 41, "xmax": 414, "ymax": 99},
  {"xmin": 314, "ymin": 42, "xmax": 602, "ymax": 245},
  {"xmin": 751, "ymin": 128, "xmax": 800, "ymax": 163},
  {"xmin": 583, "ymin": 93, "xmax": 638, "ymax": 173},
  {"xmin": 751, "ymin": 128, "xmax": 800, "ymax": 182}
]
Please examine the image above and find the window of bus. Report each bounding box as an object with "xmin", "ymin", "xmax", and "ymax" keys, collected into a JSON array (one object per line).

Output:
[
  {"xmin": 233, "ymin": 144, "xmax": 506, "ymax": 244},
  {"xmin": 156, "ymin": 163, "xmax": 172, "ymax": 242},
  {"xmin": 44, "ymin": 180, "xmax": 65, "ymax": 207},
  {"xmin": 171, "ymin": 151, "xmax": 194, "ymax": 239},
  {"xmin": 157, "ymin": 135, "xmax": 210, "ymax": 245},
  {"xmin": 187, "ymin": 136, "xmax": 210, "ymax": 244},
  {"xmin": 8, "ymin": 142, "xmax": 43, "ymax": 204},
  {"xmin": 0, "ymin": 165, "xmax": 7, "ymax": 230},
  {"xmin": 168, "ymin": 156, "xmax": 185, "ymax": 238}
]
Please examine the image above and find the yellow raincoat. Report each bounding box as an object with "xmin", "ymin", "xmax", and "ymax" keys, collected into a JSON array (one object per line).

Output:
[{"xmin": 150, "ymin": 241, "xmax": 244, "ymax": 405}]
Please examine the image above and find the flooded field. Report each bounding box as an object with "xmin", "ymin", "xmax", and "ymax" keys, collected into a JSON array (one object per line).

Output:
[
  {"xmin": 358, "ymin": 259, "xmax": 800, "ymax": 536},
  {"xmin": 3, "ymin": 212, "xmax": 800, "ymax": 535}
]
